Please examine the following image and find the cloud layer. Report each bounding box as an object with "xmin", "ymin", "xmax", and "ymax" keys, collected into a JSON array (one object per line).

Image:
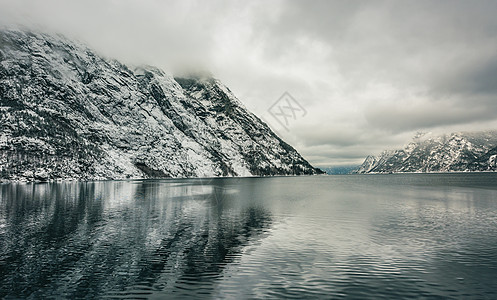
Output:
[{"xmin": 2, "ymin": 0, "xmax": 497, "ymax": 166}]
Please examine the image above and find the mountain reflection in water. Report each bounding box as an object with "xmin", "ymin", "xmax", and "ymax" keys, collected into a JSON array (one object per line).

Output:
[
  {"xmin": 0, "ymin": 179, "xmax": 272, "ymax": 298},
  {"xmin": 2, "ymin": 174, "xmax": 497, "ymax": 298}
]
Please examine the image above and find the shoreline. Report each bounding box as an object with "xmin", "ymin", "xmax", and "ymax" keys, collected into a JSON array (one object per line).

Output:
[
  {"xmin": 0, "ymin": 173, "xmax": 323, "ymax": 184},
  {"xmin": 3, "ymin": 171, "xmax": 497, "ymax": 184}
]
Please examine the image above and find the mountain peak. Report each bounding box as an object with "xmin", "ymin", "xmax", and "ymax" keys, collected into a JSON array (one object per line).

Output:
[
  {"xmin": 0, "ymin": 29, "xmax": 321, "ymax": 181},
  {"xmin": 357, "ymin": 130, "xmax": 497, "ymax": 173}
]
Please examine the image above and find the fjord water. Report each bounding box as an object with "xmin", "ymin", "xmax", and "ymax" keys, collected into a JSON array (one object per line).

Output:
[{"xmin": 1, "ymin": 174, "xmax": 497, "ymax": 299}]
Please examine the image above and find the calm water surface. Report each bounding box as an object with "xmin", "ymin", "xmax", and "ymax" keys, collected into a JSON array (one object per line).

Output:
[{"xmin": 1, "ymin": 174, "xmax": 497, "ymax": 299}]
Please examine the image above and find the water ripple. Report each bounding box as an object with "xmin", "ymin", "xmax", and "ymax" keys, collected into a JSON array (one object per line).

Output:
[{"xmin": 1, "ymin": 175, "xmax": 497, "ymax": 298}]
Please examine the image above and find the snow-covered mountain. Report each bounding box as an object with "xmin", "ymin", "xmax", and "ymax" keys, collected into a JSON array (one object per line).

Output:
[
  {"xmin": 0, "ymin": 29, "xmax": 321, "ymax": 181},
  {"xmin": 357, "ymin": 131, "xmax": 497, "ymax": 173}
]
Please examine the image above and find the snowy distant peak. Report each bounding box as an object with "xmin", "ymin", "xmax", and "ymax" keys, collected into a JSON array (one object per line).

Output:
[
  {"xmin": 0, "ymin": 29, "xmax": 322, "ymax": 181},
  {"xmin": 357, "ymin": 131, "xmax": 497, "ymax": 173},
  {"xmin": 356, "ymin": 155, "xmax": 377, "ymax": 174}
]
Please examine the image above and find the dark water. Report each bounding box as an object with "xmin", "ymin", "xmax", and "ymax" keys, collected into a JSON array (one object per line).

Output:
[{"xmin": 1, "ymin": 174, "xmax": 497, "ymax": 299}]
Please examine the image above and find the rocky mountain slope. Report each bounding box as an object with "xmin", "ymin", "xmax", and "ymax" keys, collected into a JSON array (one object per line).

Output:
[
  {"xmin": 0, "ymin": 29, "xmax": 321, "ymax": 181},
  {"xmin": 357, "ymin": 131, "xmax": 497, "ymax": 173}
]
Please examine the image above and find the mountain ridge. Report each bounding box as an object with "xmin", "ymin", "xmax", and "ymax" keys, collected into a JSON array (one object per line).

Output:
[
  {"xmin": 0, "ymin": 29, "xmax": 322, "ymax": 181},
  {"xmin": 356, "ymin": 131, "xmax": 497, "ymax": 174}
]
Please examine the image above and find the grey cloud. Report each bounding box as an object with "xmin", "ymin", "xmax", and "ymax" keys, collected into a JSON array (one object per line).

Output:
[
  {"xmin": 1, "ymin": 0, "xmax": 497, "ymax": 166},
  {"xmin": 434, "ymin": 56, "xmax": 497, "ymax": 97},
  {"xmin": 364, "ymin": 98, "xmax": 497, "ymax": 133},
  {"xmin": 292, "ymin": 124, "xmax": 404, "ymax": 148}
]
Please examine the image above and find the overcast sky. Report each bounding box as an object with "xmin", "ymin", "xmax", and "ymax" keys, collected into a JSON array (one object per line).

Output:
[{"xmin": 2, "ymin": 0, "xmax": 497, "ymax": 167}]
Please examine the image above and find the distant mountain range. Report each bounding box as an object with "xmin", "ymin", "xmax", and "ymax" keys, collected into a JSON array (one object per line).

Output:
[
  {"xmin": 0, "ymin": 29, "xmax": 322, "ymax": 181},
  {"xmin": 320, "ymin": 166, "xmax": 358, "ymax": 175},
  {"xmin": 357, "ymin": 131, "xmax": 497, "ymax": 173}
]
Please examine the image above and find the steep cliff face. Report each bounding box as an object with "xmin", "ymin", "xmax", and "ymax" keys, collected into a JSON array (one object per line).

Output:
[
  {"xmin": 0, "ymin": 29, "xmax": 321, "ymax": 181},
  {"xmin": 357, "ymin": 131, "xmax": 497, "ymax": 173}
]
